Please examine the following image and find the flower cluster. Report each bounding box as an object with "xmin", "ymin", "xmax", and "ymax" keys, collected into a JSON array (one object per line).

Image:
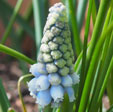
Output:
[{"xmin": 28, "ymin": 2, "xmax": 79, "ymax": 108}]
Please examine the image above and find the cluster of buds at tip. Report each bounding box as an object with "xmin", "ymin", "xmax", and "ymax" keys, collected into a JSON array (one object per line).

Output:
[{"xmin": 28, "ymin": 2, "xmax": 80, "ymax": 108}]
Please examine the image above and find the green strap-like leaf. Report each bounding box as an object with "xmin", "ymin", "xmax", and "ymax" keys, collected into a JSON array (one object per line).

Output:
[
  {"xmin": 0, "ymin": 79, "xmax": 10, "ymax": 112},
  {"xmin": 0, "ymin": 0, "xmax": 34, "ymax": 38},
  {"xmin": 0, "ymin": 44, "xmax": 36, "ymax": 64},
  {"xmin": 32, "ymin": 0, "xmax": 49, "ymax": 57}
]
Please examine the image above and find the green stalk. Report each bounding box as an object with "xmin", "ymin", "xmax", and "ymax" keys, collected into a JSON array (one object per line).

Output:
[
  {"xmin": 88, "ymin": 4, "xmax": 113, "ymax": 110},
  {"xmin": 74, "ymin": 52, "xmax": 82, "ymax": 71},
  {"xmin": 78, "ymin": 22, "xmax": 113, "ymax": 112},
  {"xmin": 76, "ymin": 0, "xmax": 88, "ymax": 32},
  {"xmin": 85, "ymin": 0, "xmax": 111, "ymax": 74},
  {"xmin": 107, "ymin": 71, "xmax": 113, "ymax": 105},
  {"xmin": 17, "ymin": 4, "xmax": 33, "ymax": 38},
  {"xmin": 1, "ymin": 0, "xmax": 23, "ymax": 44},
  {"xmin": 75, "ymin": 0, "xmax": 93, "ymax": 111},
  {"xmin": 74, "ymin": 42, "xmax": 90, "ymax": 72},
  {"xmin": 92, "ymin": 0, "xmax": 97, "ymax": 25},
  {"xmin": 18, "ymin": 74, "xmax": 33, "ymax": 112},
  {"xmin": 66, "ymin": 0, "xmax": 82, "ymax": 56},
  {"xmin": 0, "ymin": 79, "xmax": 10, "ymax": 112},
  {"xmin": 0, "ymin": 0, "xmax": 34, "ymax": 38},
  {"xmin": 98, "ymin": 57, "xmax": 113, "ymax": 105},
  {"xmin": 0, "ymin": 44, "xmax": 36, "ymax": 64},
  {"xmin": 33, "ymin": 0, "xmax": 48, "ymax": 56},
  {"xmin": 89, "ymin": 33, "xmax": 113, "ymax": 112}
]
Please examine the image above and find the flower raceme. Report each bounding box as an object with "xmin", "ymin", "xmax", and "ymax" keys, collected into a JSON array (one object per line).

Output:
[{"xmin": 28, "ymin": 2, "xmax": 79, "ymax": 108}]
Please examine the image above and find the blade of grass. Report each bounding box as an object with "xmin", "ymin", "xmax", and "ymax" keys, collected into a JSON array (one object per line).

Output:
[
  {"xmin": 85, "ymin": 0, "xmax": 111, "ymax": 76},
  {"xmin": 0, "ymin": 0, "xmax": 34, "ymax": 38},
  {"xmin": 32, "ymin": 0, "xmax": 49, "ymax": 56},
  {"xmin": 76, "ymin": 0, "xmax": 88, "ymax": 32},
  {"xmin": 66, "ymin": 0, "xmax": 82, "ymax": 56},
  {"xmin": 16, "ymin": 3, "xmax": 33, "ymax": 38},
  {"xmin": 95, "ymin": 0, "xmax": 100, "ymax": 11},
  {"xmin": 0, "ymin": 44, "xmax": 36, "ymax": 64},
  {"xmin": 74, "ymin": 52, "xmax": 82, "ymax": 71},
  {"xmin": 0, "ymin": 0, "xmax": 23, "ymax": 44},
  {"xmin": 107, "ymin": 71, "xmax": 113, "ymax": 105},
  {"xmin": 98, "ymin": 57, "xmax": 113, "ymax": 106},
  {"xmin": 88, "ymin": 32, "xmax": 113, "ymax": 112},
  {"xmin": 88, "ymin": 3, "xmax": 113, "ymax": 111},
  {"xmin": 0, "ymin": 79, "xmax": 10, "ymax": 112},
  {"xmin": 88, "ymin": 2, "xmax": 113, "ymax": 108},
  {"xmin": 78, "ymin": 22, "xmax": 113, "ymax": 112},
  {"xmin": 75, "ymin": 0, "xmax": 93, "ymax": 111},
  {"xmin": 92, "ymin": 0, "xmax": 97, "ymax": 25}
]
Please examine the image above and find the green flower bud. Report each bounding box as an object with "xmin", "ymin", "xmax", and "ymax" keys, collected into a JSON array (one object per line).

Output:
[
  {"xmin": 43, "ymin": 53, "xmax": 53, "ymax": 62},
  {"xmin": 46, "ymin": 63, "xmax": 58, "ymax": 73},
  {"xmin": 54, "ymin": 59, "xmax": 66, "ymax": 68},
  {"xmin": 51, "ymin": 50, "xmax": 62, "ymax": 59},
  {"xmin": 59, "ymin": 67, "xmax": 69, "ymax": 76}
]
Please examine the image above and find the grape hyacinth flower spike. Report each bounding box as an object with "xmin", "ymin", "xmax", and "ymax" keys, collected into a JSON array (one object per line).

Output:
[{"xmin": 27, "ymin": 2, "xmax": 80, "ymax": 108}]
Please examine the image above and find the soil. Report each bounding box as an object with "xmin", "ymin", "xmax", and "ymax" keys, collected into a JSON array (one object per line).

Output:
[{"xmin": 0, "ymin": 61, "xmax": 38, "ymax": 112}]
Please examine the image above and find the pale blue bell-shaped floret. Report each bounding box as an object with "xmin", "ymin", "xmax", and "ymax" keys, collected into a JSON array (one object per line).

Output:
[
  {"xmin": 61, "ymin": 75, "xmax": 73, "ymax": 87},
  {"xmin": 27, "ymin": 78, "xmax": 38, "ymax": 98},
  {"xmin": 65, "ymin": 87, "xmax": 75, "ymax": 102},
  {"xmin": 48, "ymin": 73, "xmax": 61, "ymax": 85},
  {"xmin": 29, "ymin": 63, "xmax": 48, "ymax": 77},
  {"xmin": 29, "ymin": 64, "xmax": 42, "ymax": 77},
  {"xmin": 36, "ymin": 75, "xmax": 50, "ymax": 91},
  {"xmin": 36, "ymin": 89, "xmax": 52, "ymax": 108},
  {"xmin": 71, "ymin": 72, "xmax": 80, "ymax": 85},
  {"xmin": 50, "ymin": 85, "xmax": 64, "ymax": 103}
]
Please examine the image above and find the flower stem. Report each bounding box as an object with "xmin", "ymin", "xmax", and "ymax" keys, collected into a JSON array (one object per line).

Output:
[{"xmin": 18, "ymin": 74, "xmax": 33, "ymax": 112}]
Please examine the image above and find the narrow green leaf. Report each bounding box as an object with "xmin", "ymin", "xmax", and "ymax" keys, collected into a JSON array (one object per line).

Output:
[
  {"xmin": 75, "ymin": 0, "xmax": 93, "ymax": 111},
  {"xmin": 85, "ymin": 0, "xmax": 111, "ymax": 75},
  {"xmin": 0, "ymin": 0, "xmax": 34, "ymax": 38},
  {"xmin": 0, "ymin": 44, "xmax": 36, "ymax": 64},
  {"xmin": 89, "ymin": 3, "xmax": 113, "ymax": 111},
  {"xmin": 95, "ymin": 0, "xmax": 100, "ymax": 11},
  {"xmin": 89, "ymin": 33, "xmax": 113, "ymax": 111},
  {"xmin": 76, "ymin": 0, "xmax": 88, "ymax": 32},
  {"xmin": 1, "ymin": 0, "xmax": 23, "ymax": 44},
  {"xmin": 98, "ymin": 57, "xmax": 113, "ymax": 106},
  {"xmin": 0, "ymin": 79, "xmax": 10, "ymax": 112},
  {"xmin": 33, "ymin": 0, "xmax": 49, "ymax": 56},
  {"xmin": 78, "ymin": 22, "xmax": 113, "ymax": 112},
  {"xmin": 66, "ymin": 0, "xmax": 82, "ymax": 56},
  {"xmin": 92, "ymin": 0, "xmax": 97, "ymax": 25},
  {"xmin": 107, "ymin": 71, "xmax": 113, "ymax": 105}
]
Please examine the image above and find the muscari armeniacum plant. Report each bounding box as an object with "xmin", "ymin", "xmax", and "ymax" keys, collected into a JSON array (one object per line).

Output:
[{"xmin": 28, "ymin": 3, "xmax": 79, "ymax": 108}]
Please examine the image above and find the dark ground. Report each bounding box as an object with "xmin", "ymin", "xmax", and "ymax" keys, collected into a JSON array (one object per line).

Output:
[{"xmin": 0, "ymin": 61, "xmax": 38, "ymax": 112}]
